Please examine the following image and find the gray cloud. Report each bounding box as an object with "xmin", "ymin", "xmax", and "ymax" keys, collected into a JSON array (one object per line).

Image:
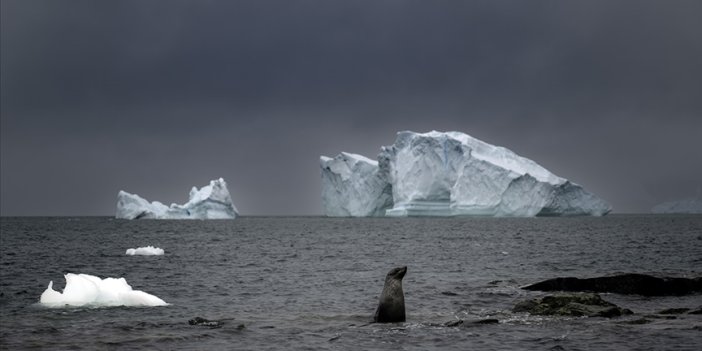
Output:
[{"xmin": 2, "ymin": 0, "xmax": 701, "ymax": 215}]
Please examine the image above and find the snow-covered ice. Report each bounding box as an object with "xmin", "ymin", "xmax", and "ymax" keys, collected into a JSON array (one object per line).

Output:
[
  {"xmin": 125, "ymin": 246, "xmax": 164, "ymax": 256},
  {"xmin": 651, "ymin": 198, "xmax": 702, "ymax": 214},
  {"xmin": 321, "ymin": 131, "xmax": 611, "ymax": 217},
  {"xmin": 39, "ymin": 273, "xmax": 168, "ymax": 307},
  {"xmin": 116, "ymin": 178, "xmax": 238, "ymax": 219},
  {"xmin": 320, "ymin": 152, "xmax": 393, "ymax": 216}
]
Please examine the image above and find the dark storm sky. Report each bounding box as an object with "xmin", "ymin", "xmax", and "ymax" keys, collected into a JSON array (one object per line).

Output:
[{"xmin": 1, "ymin": 1, "xmax": 701, "ymax": 216}]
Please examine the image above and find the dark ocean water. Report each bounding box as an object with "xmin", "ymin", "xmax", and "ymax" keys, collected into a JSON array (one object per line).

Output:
[{"xmin": 1, "ymin": 215, "xmax": 701, "ymax": 350}]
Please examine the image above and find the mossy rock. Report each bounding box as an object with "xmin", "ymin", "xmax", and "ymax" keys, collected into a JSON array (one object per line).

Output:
[{"xmin": 513, "ymin": 293, "xmax": 633, "ymax": 318}]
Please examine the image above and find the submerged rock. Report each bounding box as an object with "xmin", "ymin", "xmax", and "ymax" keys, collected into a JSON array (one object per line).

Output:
[
  {"xmin": 188, "ymin": 317, "xmax": 224, "ymax": 328},
  {"xmin": 513, "ymin": 293, "xmax": 633, "ymax": 317},
  {"xmin": 522, "ymin": 273, "xmax": 702, "ymax": 296},
  {"xmin": 443, "ymin": 320, "xmax": 464, "ymax": 327},
  {"xmin": 620, "ymin": 318, "xmax": 652, "ymax": 325},
  {"xmin": 473, "ymin": 318, "xmax": 500, "ymax": 324},
  {"xmin": 657, "ymin": 308, "xmax": 690, "ymax": 315},
  {"xmin": 437, "ymin": 319, "xmax": 499, "ymax": 327}
]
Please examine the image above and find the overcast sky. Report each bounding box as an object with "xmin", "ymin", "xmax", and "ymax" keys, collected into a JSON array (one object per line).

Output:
[{"xmin": 1, "ymin": 0, "xmax": 701, "ymax": 216}]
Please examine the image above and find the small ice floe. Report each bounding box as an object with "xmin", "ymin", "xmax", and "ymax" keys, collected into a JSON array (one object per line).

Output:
[
  {"xmin": 125, "ymin": 246, "xmax": 164, "ymax": 256},
  {"xmin": 39, "ymin": 273, "xmax": 168, "ymax": 307}
]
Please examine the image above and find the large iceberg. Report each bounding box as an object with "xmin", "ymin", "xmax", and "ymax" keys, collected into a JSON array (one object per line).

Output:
[
  {"xmin": 320, "ymin": 131, "xmax": 611, "ymax": 217},
  {"xmin": 116, "ymin": 178, "xmax": 238, "ymax": 219},
  {"xmin": 651, "ymin": 198, "xmax": 702, "ymax": 214},
  {"xmin": 320, "ymin": 152, "xmax": 393, "ymax": 216},
  {"xmin": 40, "ymin": 273, "xmax": 168, "ymax": 307}
]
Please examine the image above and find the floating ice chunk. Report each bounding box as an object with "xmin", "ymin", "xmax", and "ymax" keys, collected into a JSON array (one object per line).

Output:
[
  {"xmin": 116, "ymin": 178, "xmax": 239, "ymax": 219},
  {"xmin": 39, "ymin": 273, "xmax": 168, "ymax": 307},
  {"xmin": 125, "ymin": 246, "xmax": 164, "ymax": 256}
]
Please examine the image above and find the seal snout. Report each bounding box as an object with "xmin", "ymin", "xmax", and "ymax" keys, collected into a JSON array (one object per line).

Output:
[
  {"xmin": 397, "ymin": 266, "xmax": 407, "ymax": 279},
  {"xmin": 387, "ymin": 266, "xmax": 407, "ymax": 280}
]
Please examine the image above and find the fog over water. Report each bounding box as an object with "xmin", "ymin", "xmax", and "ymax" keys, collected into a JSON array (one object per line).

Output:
[{"xmin": 2, "ymin": 1, "xmax": 701, "ymax": 215}]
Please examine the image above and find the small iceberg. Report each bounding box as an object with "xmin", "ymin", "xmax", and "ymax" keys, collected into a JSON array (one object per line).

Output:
[
  {"xmin": 39, "ymin": 273, "xmax": 168, "ymax": 307},
  {"xmin": 116, "ymin": 178, "xmax": 239, "ymax": 219},
  {"xmin": 126, "ymin": 246, "xmax": 165, "ymax": 256}
]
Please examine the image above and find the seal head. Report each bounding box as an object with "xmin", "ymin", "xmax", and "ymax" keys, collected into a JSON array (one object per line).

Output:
[{"xmin": 373, "ymin": 266, "xmax": 407, "ymax": 323}]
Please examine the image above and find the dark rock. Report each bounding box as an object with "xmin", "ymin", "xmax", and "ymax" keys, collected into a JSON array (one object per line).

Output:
[
  {"xmin": 595, "ymin": 306, "xmax": 633, "ymax": 318},
  {"xmin": 439, "ymin": 319, "xmax": 498, "ymax": 327},
  {"xmin": 522, "ymin": 274, "xmax": 702, "ymax": 296},
  {"xmin": 443, "ymin": 320, "xmax": 464, "ymax": 327},
  {"xmin": 513, "ymin": 293, "xmax": 633, "ymax": 318},
  {"xmin": 645, "ymin": 314, "xmax": 677, "ymax": 320},
  {"xmin": 658, "ymin": 308, "xmax": 690, "ymax": 315},
  {"xmin": 441, "ymin": 291, "xmax": 458, "ymax": 296},
  {"xmin": 621, "ymin": 318, "xmax": 652, "ymax": 325},
  {"xmin": 188, "ymin": 317, "xmax": 223, "ymax": 328}
]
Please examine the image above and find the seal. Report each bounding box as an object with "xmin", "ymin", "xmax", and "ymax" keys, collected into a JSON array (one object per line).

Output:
[{"xmin": 373, "ymin": 266, "xmax": 407, "ymax": 323}]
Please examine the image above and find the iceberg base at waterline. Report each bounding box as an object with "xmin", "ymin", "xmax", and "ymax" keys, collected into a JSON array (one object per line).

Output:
[{"xmin": 39, "ymin": 273, "xmax": 168, "ymax": 307}]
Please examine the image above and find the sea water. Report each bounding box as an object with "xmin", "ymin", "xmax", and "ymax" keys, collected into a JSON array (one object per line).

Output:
[{"xmin": 1, "ymin": 216, "xmax": 700, "ymax": 350}]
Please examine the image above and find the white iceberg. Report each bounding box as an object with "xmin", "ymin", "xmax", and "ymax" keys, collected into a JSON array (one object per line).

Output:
[
  {"xmin": 126, "ymin": 246, "xmax": 164, "ymax": 256},
  {"xmin": 39, "ymin": 273, "xmax": 168, "ymax": 307},
  {"xmin": 116, "ymin": 178, "xmax": 238, "ymax": 219},
  {"xmin": 321, "ymin": 131, "xmax": 611, "ymax": 217},
  {"xmin": 320, "ymin": 152, "xmax": 393, "ymax": 216},
  {"xmin": 651, "ymin": 198, "xmax": 702, "ymax": 214}
]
